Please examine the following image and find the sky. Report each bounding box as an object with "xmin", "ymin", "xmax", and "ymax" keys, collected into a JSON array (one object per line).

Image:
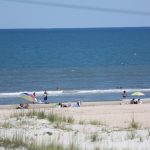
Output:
[{"xmin": 0, "ymin": 0, "xmax": 150, "ymax": 29}]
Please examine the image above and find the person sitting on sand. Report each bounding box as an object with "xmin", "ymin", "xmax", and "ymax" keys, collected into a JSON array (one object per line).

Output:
[
  {"xmin": 16, "ymin": 103, "xmax": 29, "ymax": 109},
  {"xmin": 16, "ymin": 103, "xmax": 24, "ymax": 109},
  {"xmin": 16, "ymin": 104, "xmax": 22, "ymax": 109},
  {"xmin": 130, "ymin": 98, "xmax": 135, "ymax": 104},
  {"xmin": 134, "ymin": 99, "xmax": 138, "ymax": 104},
  {"xmin": 130, "ymin": 98, "xmax": 139, "ymax": 104},
  {"xmin": 58, "ymin": 102, "xmax": 70, "ymax": 108},
  {"xmin": 138, "ymin": 98, "xmax": 142, "ymax": 104},
  {"xmin": 23, "ymin": 103, "xmax": 29, "ymax": 109}
]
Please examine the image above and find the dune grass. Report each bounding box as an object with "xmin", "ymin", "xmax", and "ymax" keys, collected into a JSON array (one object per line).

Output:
[
  {"xmin": 0, "ymin": 135, "xmax": 26, "ymax": 149},
  {"xmin": 129, "ymin": 116, "xmax": 140, "ymax": 130},
  {"xmin": 0, "ymin": 136, "xmax": 79, "ymax": 150},
  {"xmin": 0, "ymin": 121, "xmax": 13, "ymax": 128},
  {"xmin": 12, "ymin": 109, "xmax": 74, "ymax": 124},
  {"xmin": 147, "ymin": 129, "xmax": 150, "ymax": 136},
  {"xmin": 89, "ymin": 120, "xmax": 103, "ymax": 126},
  {"xmin": 126, "ymin": 130, "xmax": 136, "ymax": 140},
  {"xmin": 90, "ymin": 132, "xmax": 99, "ymax": 142},
  {"xmin": 37, "ymin": 111, "xmax": 46, "ymax": 119},
  {"xmin": 79, "ymin": 120, "xmax": 85, "ymax": 125}
]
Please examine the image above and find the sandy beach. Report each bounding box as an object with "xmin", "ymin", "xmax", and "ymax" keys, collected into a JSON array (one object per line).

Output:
[
  {"xmin": 0, "ymin": 100, "xmax": 150, "ymax": 150},
  {"xmin": 1, "ymin": 100, "xmax": 150, "ymax": 128}
]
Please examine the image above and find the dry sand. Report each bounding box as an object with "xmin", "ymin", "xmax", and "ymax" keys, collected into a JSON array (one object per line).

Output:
[
  {"xmin": 0, "ymin": 100, "xmax": 150, "ymax": 128},
  {"xmin": 0, "ymin": 100, "xmax": 150, "ymax": 150}
]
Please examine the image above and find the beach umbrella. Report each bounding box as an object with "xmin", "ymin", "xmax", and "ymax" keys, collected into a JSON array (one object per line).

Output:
[
  {"xmin": 131, "ymin": 91, "xmax": 145, "ymax": 96},
  {"xmin": 20, "ymin": 92, "xmax": 36, "ymax": 103}
]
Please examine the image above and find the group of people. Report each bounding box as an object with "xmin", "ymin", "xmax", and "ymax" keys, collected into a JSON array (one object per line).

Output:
[
  {"xmin": 17, "ymin": 89, "xmax": 144, "ymax": 109},
  {"xmin": 16, "ymin": 90, "xmax": 48, "ymax": 109},
  {"xmin": 57, "ymin": 101, "xmax": 81, "ymax": 108},
  {"xmin": 122, "ymin": 90, "xmax": 142, "ymax": 104},
  {"xmin": 130, "ymin": 98, "xmax": 142, "ymax": 104},
  {"xmin": 33, "ymin": 90, "xmax": 48, "ymax": 104},
  {"xmin": 16, "ymin": 103, "xmax": 29, "ymax": 109}
]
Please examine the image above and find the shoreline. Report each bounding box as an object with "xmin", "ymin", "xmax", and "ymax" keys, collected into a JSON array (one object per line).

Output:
[{"xmin": 0, "ymin": 98, "xmax": 150, "ymax": 109}]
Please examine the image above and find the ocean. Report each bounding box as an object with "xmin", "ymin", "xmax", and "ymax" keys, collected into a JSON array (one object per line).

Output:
[{"xmin": 0, "ymin": 27, "xmax": 150, "ymax": 104}]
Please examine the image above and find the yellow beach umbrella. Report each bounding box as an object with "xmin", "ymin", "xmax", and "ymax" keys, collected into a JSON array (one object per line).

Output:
[{"xmin": 131, "ymin": 91, "xmax": 145, "ymax": 96}]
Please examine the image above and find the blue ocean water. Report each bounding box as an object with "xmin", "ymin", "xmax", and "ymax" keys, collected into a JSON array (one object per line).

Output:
[{"xmin": 0, "ymin": 27, "xmax": 150, "ymax": 104}]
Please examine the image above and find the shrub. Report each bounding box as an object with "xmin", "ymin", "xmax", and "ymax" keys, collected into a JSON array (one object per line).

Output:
[
  {"xmin": 129, "ymin": 116, "xmax": 139, "ymax": 129},
  {"xmin": 91, "ymin": 133, "xmax": 98, "ymax": 142},
  {"xmin": 37, "ymin": 111, "xmax": 46, "ymax": 119},
  {"xmin": 47, "ymin": 112, "xmax": 74, "ymax": 124},
  {"xmin": 127, "ymin": 131, "xmax": 136, "ymax": 140},
  {"xmin": 89, "ymin": 120, "xmax": 102, "ymax": 126}
]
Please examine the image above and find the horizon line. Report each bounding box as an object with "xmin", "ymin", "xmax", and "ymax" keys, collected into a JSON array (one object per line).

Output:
[{"xmin": 0, "ymin": 26, "xmax": 150, "ymax": 30}]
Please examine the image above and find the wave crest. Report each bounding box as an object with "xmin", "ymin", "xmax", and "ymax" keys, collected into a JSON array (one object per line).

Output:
[{"xmin": 0, "ymin": 88, "xmax": 150, "ymax": 98}]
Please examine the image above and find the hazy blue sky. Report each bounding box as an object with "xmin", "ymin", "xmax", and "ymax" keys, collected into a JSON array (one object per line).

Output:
[{"xmin": 0, "ymin": 0, "xmax": 150, "ymax": 29}]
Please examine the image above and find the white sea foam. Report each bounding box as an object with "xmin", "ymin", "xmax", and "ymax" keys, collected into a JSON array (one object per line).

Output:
[
  {"xmin": 0, "ymin": 88, "xmax": 150, "ymax": 98},
  {"xmin": 0, "ymin": 91, "xmax": 63, "ymax": 98},
  {"xmin": 77, "ymin": 88, "xmax": 150, "ymax": 94}
]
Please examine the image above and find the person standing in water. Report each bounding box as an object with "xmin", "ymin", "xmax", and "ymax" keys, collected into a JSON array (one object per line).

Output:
[
  {"xmin": 32, "ymin": 92, "xmax": 37, "ymax": 103},
  {"xmin": 33, "ymin": 92, "xmax": 36, "ymax": 97},
  {"xmin": 43, "ymin": 90, "xmax": 48, "ymax": 104},
  {"xmin": 122, "ymin": 90, "xmax": 127, "ymax": 99}
]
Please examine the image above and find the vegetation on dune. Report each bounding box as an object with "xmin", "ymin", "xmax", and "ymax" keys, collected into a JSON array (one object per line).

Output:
[
  {"xmin": 90, "ymin": 132, "xmax": 99, "ymax": 142},
  {"xmin": 129, "ymin": 116, "xmax": 140, "ymax": 130},
  {"xmin": 2, "ymin": 109, "xmax": 150, "ymax": 150},
  {"xmin": 0, "ymin": 136, "xmax": 79, "ymax": 150},
  {"xmin": 89, "ymin": 120, "xmax": 103, "ymax": 126},
  {"xmin": 12, "ymin": 109, "xmax": 74, "ymax": 124},
  {"xmin": 47, "ymin": 112, "xmax": 74, "ymax": 124}
]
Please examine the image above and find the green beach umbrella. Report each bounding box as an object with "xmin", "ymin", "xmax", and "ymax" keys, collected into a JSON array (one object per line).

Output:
[{"xmin": 131, "ymin": 91, "xmax": 145, "ymax": 96}]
